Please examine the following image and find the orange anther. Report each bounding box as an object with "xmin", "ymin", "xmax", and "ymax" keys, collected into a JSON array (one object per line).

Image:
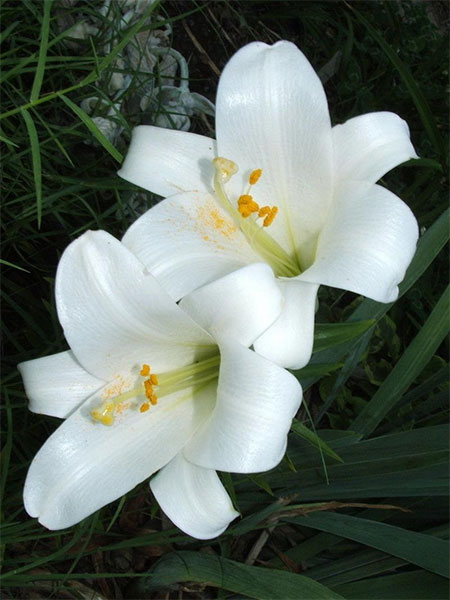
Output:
[
  {"xmin": 249, "ymin": 169, "xmax": 262, "ymax": 185},
  {"xmin": 239, "ymin": 207, "xmax": 252, "ymax": 218},
  {"xmin": 263, "ymin": 206, "xmax": 278, "ymax": 227},
  {"xmin": 150, "ymin": 374, "xmax": 159, "ymax": 385},
  {"xmin": 258, "ymin": 206, "xmax": 271, "ymax": 217},
  {"xmin": 144, "ymin": 379, "xmax": 153, "ymax": 400},
  {"xmin": 140, "ymin": 364, "xmax": 150, "ymax": 376},
  {"xmin": 150, "ymin": 394, "xmax": 158, "ymax": 406},
  {"xmin": 238, "ymin": 194, "xmax": 253, "ymax": 205},
  {"xmin": 140, "ymin": 402, "xmax": 150, "ymax": 413}
]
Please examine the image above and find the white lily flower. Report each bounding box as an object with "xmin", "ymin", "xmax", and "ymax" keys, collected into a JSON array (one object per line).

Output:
[
  {"xmin": 18, "ymin": 231, "xmax": 301, "ymax": 539},
  {"xmin": 118, "ymin": 41, "xmax": 419, "ymax": 369}
]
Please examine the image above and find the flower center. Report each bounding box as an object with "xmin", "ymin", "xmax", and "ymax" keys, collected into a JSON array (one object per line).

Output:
[
  {"xmin": 91, "ymin": 354, "xmax": 221, "ymax": 426},
  {"xmin": 212, "ymin": 158, "xmax": 301, "ymax": 277}
]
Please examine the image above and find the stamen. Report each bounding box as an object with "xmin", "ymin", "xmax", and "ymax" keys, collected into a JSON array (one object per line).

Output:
[
  {"xmin": 144, "ymin": 379, "xmax": 154, "ymax": 401},
  {"xmin": 211, "ymin": 157, "xmax": 300, "ymax": 277},
  {"xmin": 92, "ymin": 356, "xmax": 221, "ymax": 426},
  {"xmin": 258, "ymin": 206, "xmax": 271, "ymax": 218},
  {"xmin": 263, "ymin": 206, "xmax": 278, "ymax": 227},
  {"xmin": 92, "ymin": 362, "xmax": 160, "ymax": 425},
  {"xmin": 140, "ymin": 364, "xmax": 150, "ymax": 376},
  {"xmin": 238, "ymin": 194, "xmax": 260, "ymax": 218},
  {"xmin": 249, "ymin": 169, "xmax": 262, "ymax": 185},
  {"xmin": 213, "ymin": 157, "xmax": 238, "ymax": 183}
]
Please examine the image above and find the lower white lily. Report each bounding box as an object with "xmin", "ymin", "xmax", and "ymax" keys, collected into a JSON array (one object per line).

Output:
[
  {"xmin": 18, "ymin": 231, "xmax": 301, "ymax": 539},
  {"xmin": 118, "ymin": 40, "xmax": 419, "ymax": 369}
]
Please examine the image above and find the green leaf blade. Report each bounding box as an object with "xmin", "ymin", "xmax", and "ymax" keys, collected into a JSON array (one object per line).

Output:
[
  {"xmin": 286, "ymin": 512, "xmax": 449, "ymax": 578},
  {"xmin": 135, "ymin": 551, "xmax": 345, "ymax": 599}
]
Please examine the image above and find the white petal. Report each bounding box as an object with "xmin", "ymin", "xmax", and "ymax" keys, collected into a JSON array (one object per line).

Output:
[
  {"xmin": 122, "ymin": 192, "xmax": 260, "ymax": 300},
  {"xmin": 333, "ymin": 111, "xmax": 418, "ymax": 185},
  {"xmin": 179, "ymin": 263, "xmax": 282, "ymax": 346},
  {"xmin": 185, "ymin": 341, "xmax": 302, "ymax": 473},
  {"xmin": 150, "ymin": 453, "xmax": 239, "ymax": 539},
  {"xmin": 253, "ymin": 280, "xmax": 319, "ymax": 369},
  {"xmin": 300, "ymin": 182, "xmax": 419, "ymax": 303},
  {"xmin": 216, "ymin": 40, "xmax": 333, "ymax": 269},
  {"xmin": 117, "ymin": 125, "xmax": 216, "ymax": 197},
  {"xmin": 55, "ymin": 230, "xmax": 214, "ymax": 381},
  {"xmin": 18, "ymin": 351, "xmax": 105, "ymax": 418},
  {"xmin": 24, "ymin": 381, "xmax": 216, "ymax": 529}
]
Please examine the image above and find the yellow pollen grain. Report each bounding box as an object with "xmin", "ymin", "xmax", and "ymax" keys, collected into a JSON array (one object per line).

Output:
[
  {"xmin": 258, "ymin": 205, "xmax": 271, "ymax": 217},
  {"xmin": 140, "ymin": 402, "xmax": 150, "ymax": 413},
  {"xmin": 150, "ymin": 394, "xmax": 158, "ymax": 406},
  {"xmin": 150, "ymin": 374, "xmax": 159, "ymax": 385},
  {"xmin": 238, "ymin": 194, "xmax": 253, "ymax": 205},
  {"xmin": 263, "ymin": 206, "xmax": 278, "ymax": 227},
  {"xmin": 140, "ymin": 364, "xmax": 150, "ymax": 376},
  {"xmin": 249, "ymin": 168, "xmax": 262, "ymax": 185}
]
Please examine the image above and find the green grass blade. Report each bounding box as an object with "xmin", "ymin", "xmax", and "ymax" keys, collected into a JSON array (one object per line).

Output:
[
  {"xmin": 0, "ymin": 132, "xmax": 19, "ymax": 147},
  {"xmin": 313, "ymin": 320, "xmax": 375, "ymax": 353},
  {"xmin": 288, "ymin": 512, "xmax": 449, "ymax": 577},
  {"xmin": 81, "ymin": 0, "xmax": 161, "ymax": 86},
  {"xmin": 60, "ymin": 95, "xmax": 122, "ymax": 163},
  {"xmin": 30, "ymin": 0, "xmax": 52, "ymax": 102},
  {"xmin": 133, "ymin": 551, "xmax": 344, "ymax": 599},
  {"xmin": 333, "ymin": 570, "xmax": 448, "ymax": 599},
  {"xmin": 20, "ymin": 108, "xmax": 42, "ymax": 227},
  {"xmin": 291, "ymin": 421, "xmax": 344, "ymax": 463},
  {"xmin": 0, "ymin": 19, "xmax": 19, "ymax": 44},
  {"xmin": 0, "ymin": 259, "xmax": 30, "ymax": 273},
  {"xmin": 351, "ymin": 285, "xmax": 449, "ymax": 436}
]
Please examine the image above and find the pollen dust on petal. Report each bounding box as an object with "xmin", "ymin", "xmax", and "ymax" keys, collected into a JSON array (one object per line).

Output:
[
  {"xmin": 195, "ymin": 200, "xmax": 237, "ymax": 241},
  {"xmin": 100, "ymin": 375, "xmax": 127, "ymax": 401}
]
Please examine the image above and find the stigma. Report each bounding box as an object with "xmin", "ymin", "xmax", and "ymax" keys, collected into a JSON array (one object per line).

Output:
[{"xmin": 213, "ymin": 157, "xmax": 238, "ymax": 183}]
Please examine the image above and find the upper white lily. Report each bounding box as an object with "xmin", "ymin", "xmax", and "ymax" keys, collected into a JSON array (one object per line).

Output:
[
  {"xmin": 18, "ymin": 230, "xmax": 301, "ymax": 539},
  {"xmin": 118, "ymin": 40, "xmax": 419, "ymax": 369}
]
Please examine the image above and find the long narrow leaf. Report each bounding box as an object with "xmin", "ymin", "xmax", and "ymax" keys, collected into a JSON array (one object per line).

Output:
[
  {"xmin": 291, "ymin": 421, "xmax": 344, "ymax": 463},
  {"xmin": 30, "ymin": 0, "xmax": 52, "ymax": 102},
  {"xmin": 20, "ymin": 108, "xmax": 42, "ymax": 226},
  {"xmin": 351, "ymin": 285, "xmax": 449, "ymax": 436},
  {"xmin": 134, "ymin": 551, "xmax": 344, "ymax": 599},
  {"xmin": 313, "ymin": 320, "xmax": 375, "ymax": 353},
  {"xmin": 334, "ymin": 570, "xmax": 448, "ymax": 599},
  {"xmin": 60, "ymin": 95, "xmax": 122, "ymax": 163},
  {"xmin": 287, "ymin": 512, "xmax": 449, "ymax": 577}
]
